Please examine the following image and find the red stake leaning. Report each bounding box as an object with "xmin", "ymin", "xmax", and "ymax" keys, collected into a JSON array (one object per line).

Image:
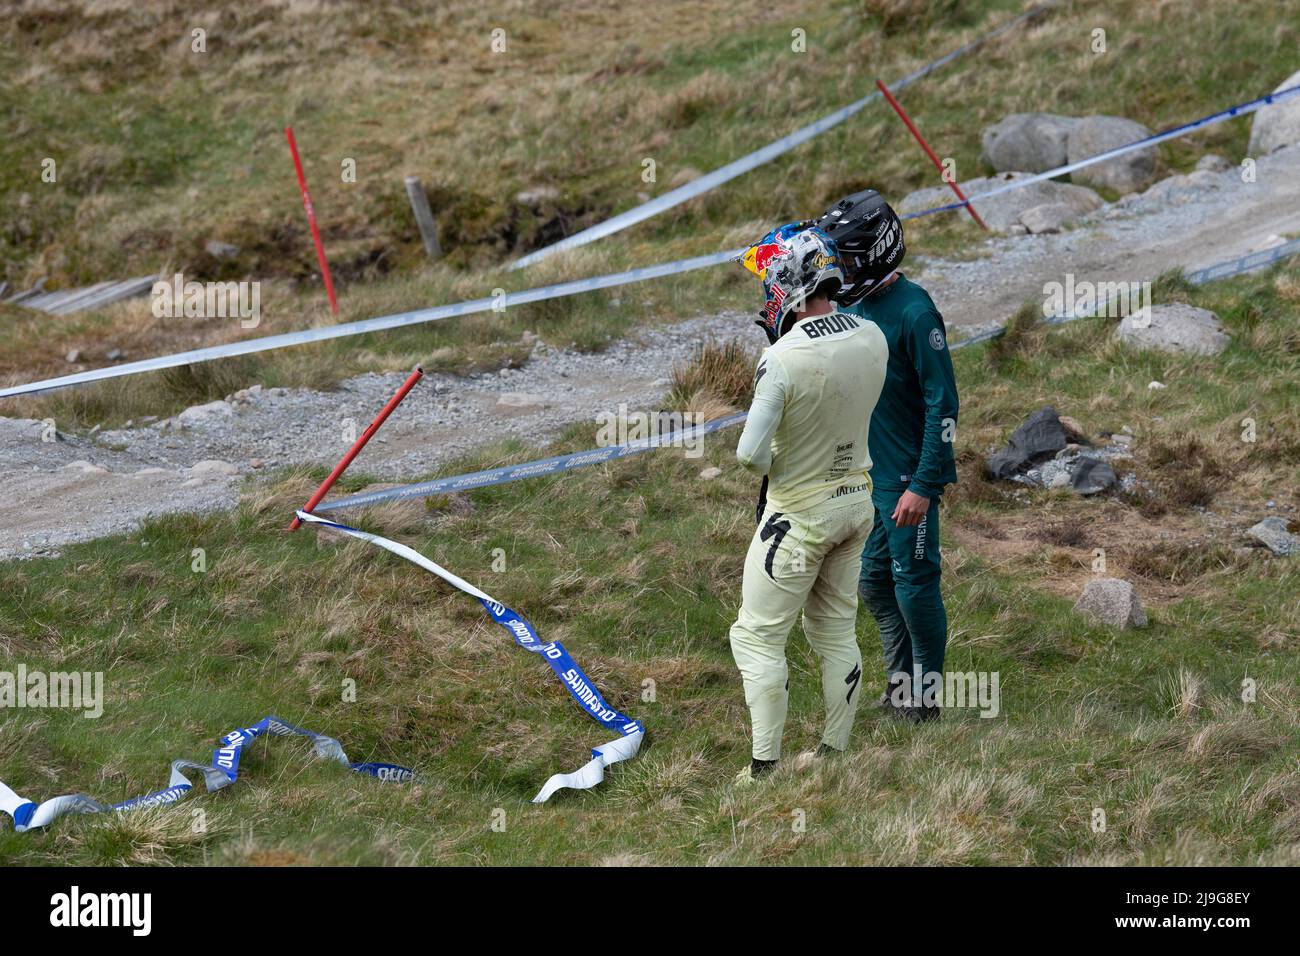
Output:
[
  {"xmin": 875, "ymin": 79, "xmax": 989, "ymax": 231},
  {"xmin": 285, "ymin": 126, "xmax": 340, "ymax": 314},
  {"xmin": 287, "ymin": 366, "xmax": 424, "ymax": 531}
]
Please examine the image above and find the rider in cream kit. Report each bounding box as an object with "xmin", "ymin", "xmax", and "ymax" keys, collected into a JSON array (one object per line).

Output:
[{"xmin": 729, "ymin": 225, "xmax": 888, "ymax": 781}]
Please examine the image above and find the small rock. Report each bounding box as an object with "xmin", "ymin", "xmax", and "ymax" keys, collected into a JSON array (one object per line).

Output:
[
  {"xmin": 1074, "ymin": 578, "xmax": 1147, "ymax": 628},
  {"xmin": 1019, "ymin": 202, "xmax": 1086, "ymax": 234},
  {"xmin": 177, "ymin": 399, "xmax": 235, "ymax": 425},
  {"xmin": 980, "ymin": 113, "xmax": 1079, "ymax": 172},
  {"xmin": 105, "ymin": 348, "xmax": 124, "ymax": 361},
  {"xmin": 1112, "ymin": 433, "xmax": 1134, "ymax": 445},
  {"xmin": 1147, "ymin": 380, "xmax": 1166, "ymax": 390},
  {"xmin": 65, "ymin": 349, "xmax": 81, "ymax": 363},
  {"xmin": 1246, "ymin": 517, "xmax": 1299, "ymax": 556},
  {"xmin": 250, "ymin": 458, "xmax": 266, "ymax": 469},
  {"xmin": 131, "ymin": 467, "xmax": 171, "ymax": 478},
  {"xmin": 205, "ymin": 239, "xmax": 239, "ymax": 259},
  {"xmin": 1114, "ymin": 303, "xmax": 1230, "ymax": 356},
  {"xmin": 1194, "ymin": 154, "xmax": 1232, "ymax": 174},
  {"xmin": 188, "ymin": 459, "xmax": 239, "ymax": 478},
  {"xmin": 699, "ymin": 466, "xmax": 722, "ymax": 480},
  {"xmin": 515, "ymin": 186, "xmax": 560, "ymax": 207},
  {"xmin": 496, "ymin": 392, "xmax": 547, "ymax": 409},
  {"xmin": 61, "ymin": 460, "xmax": 108, "ymax": 474}
]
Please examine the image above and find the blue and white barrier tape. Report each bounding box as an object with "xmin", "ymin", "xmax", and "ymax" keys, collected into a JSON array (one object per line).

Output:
[
  {"xmin": 295, "ymin": 511, "xmax": 644, "ymax": 802},
  {"xmin": 315, "ymin": 411, "xmax": 749, "ymax": 512},
  {"xmin": 0, "ymin": 715, "xmax": 414, "ymax": 833},
  {"xmin": 310, "ymin": 235, "xmax": 1300, "ymax": 514},
  {"xmin": 511, "ymin": 1, "xmax": 1059, "ymax": 269},
  {"xmin": 903, "ymin": 83, "xmax": 1300, "ymax": 222}
]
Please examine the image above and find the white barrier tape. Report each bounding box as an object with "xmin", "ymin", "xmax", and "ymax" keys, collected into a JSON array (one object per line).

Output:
[
  {"xmin": 511, "ymin": 1, "xmax": 1059, "ymax": 269},
  {"xmin": 904, "ymin": 83, "xmax": 1300, "ymax": 222},
  {"xmin": 4, "ymin": 78, "xmax": 1291, "ymax": 404},
  {"xmin": 0, "ymin": 248, "xmax": 741, "ymax": 400}
]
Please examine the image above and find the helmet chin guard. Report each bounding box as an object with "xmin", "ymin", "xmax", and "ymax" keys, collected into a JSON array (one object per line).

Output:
[{"xmin": 816, "ymin": 189, "xmax": 905, "ymax": 306}]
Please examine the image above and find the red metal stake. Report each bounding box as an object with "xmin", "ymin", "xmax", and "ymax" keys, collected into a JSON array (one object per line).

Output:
[
  {"xmin": 875, "ymin": 79, "xmax": 989, "ymax": 231},
  {"xmin": 285, "ymin": 126, "xmax": 340, "ymax": 314},
  {"xmin": 288, "ymin": 366, "xmax": 424, "ymax": 530}
]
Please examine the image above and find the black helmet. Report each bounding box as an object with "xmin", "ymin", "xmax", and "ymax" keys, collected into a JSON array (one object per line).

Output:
[{"xmin": 815, "ymin": 189, "xmax": 905, "ymax": 305}]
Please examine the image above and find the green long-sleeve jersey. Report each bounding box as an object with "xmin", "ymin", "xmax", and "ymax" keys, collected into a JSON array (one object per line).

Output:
[{"xmin": 842, "ymin": 274, "xmax": 958, "ymax": 498}]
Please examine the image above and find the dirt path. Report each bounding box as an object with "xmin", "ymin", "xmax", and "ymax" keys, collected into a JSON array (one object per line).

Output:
[{"xmin": 2, "ymin": 146, "xmax": 1297, "ymax": 560}]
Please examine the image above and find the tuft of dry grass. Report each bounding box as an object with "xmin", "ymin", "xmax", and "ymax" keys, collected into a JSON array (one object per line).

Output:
[{"xmin": 667, "ymin": 338, "xmax": 759, "ymax": 412}]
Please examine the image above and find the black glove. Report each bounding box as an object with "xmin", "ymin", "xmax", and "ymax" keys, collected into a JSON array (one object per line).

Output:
[{"xmin": 755, "ymin": 475, "xmax": 769, "ymax": 526}]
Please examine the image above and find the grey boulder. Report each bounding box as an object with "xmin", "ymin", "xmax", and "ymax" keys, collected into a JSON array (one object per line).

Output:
[
  {"xmin": 981, "ymin": 112, "xmax": 1078, "ymax": 173},
  {"xmin": 1247, "ymin": 517, "xmax": 1299, "ymax": 556},
  {"xmin": 1113, "ymin": 303, "xmax": 1230, "ymax": 356},
  {"xmin": 900, "ymin": 173, "xmax": 1102, "ymax": 234},
  {"xmin": 1249, "ymin": 68, "xmax": 1300, "ymax": 156},
  {"xmin": 1066, "ymin": 116, "xmax": 1157, "ymax": 194},
  {"xmin": 1074, "ymin": 578, "xmax": 1147, "ymax": 628}
]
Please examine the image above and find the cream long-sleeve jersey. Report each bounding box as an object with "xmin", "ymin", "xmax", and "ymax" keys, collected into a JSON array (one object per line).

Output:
[{"xmin": 735, "ymin": 310, "xmax": 888, "ymax": 512}]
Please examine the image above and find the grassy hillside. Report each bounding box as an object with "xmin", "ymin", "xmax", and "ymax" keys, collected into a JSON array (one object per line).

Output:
[
  {"xmin": 2, "ymin": 259, "xmax": 1296, "ymax": 865},
  {"xmin": 3, "ymin": 0, "xmax": 1299, "ymax": 423}
]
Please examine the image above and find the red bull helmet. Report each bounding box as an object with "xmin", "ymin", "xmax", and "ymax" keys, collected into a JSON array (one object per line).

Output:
[{"xmin": 740, "ymin": 224, "xmax": 845, "ymax": 342}]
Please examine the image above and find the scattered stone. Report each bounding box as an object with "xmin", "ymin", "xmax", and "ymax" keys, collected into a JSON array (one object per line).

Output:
[
  {"xmin": 985, "ymin": 406, "xmax": 1068, "ymax": 480},
  {"xmin": 105, "ymin": 348, "xmax": 124, "ymax": 361},
  {"xmin": 1139, "ymin": 169, "xmax": 1222, "ymax": 206},
  {"xmin": 1148, "ymin": 380, "xmax": 1166, "ymax": 390},
  {"xmin": 515, "ymin": 186, "xmax": 560, "ymax": 207},
  {"xmin": 1195, "ymin": 154, "xmax": 1233, "ymax": 173},
  {"xmin": 177, "ymin": 399, "xmax": 236, "ymax": 425},
  {"xmin": 496, "ymin": 392, "xmax": 547, "ymax": 409},
  {"xmin": 900, "ymin": 173, "xmax": 1102, "ymax": 234},
  {"xmin": 1069, "ymin": 456, "xmax": 1117, "ymax": 495},
  {"xmin": 188, "ymin": 459, "xmax": 239, "ymax": 478},
  {"xmin": 249, "ymin": 458, "xmax": 265, "ymax": 469},
  {"xmin": 1248, "ymin": 67, "xmax": 1300, "ymax": 155},
  {"xmin": 1112, "ymin": 433, "xmax": 1134, "ymax": 446},
  {"xmin": 980, "ymin": 112, "xmax": 1078, "ymax": 173},
  {"xmin": 1074, "ymin": 578, "xmax": 1147, "ymax": 628},
  {"xmin": 1246, "ymin": 517, "xmax": 1299, "ymax": 556},
  {"xmin": 1066, "ymin": 116, "xmax": 1158, "ymax": 193},
  {"xmin": 65, "ymin": 349, "xmax": 81, "ymax": 363},
  {"xmin": 1114, "ymin": 303, "xmax": 1230, "ymax": 356},
  {"xmin": 131, "ymin": 467, "xmax": 171, "ymax": 478},
  {"xmin": 205, "ymin": 239, "xmax": 239, "ymax": 259},
  {"xmin": 1018, "ymin": 202, "xmax": 1087, "ymax": 234},
  {"xmin": 699, "ymin": 466, "xmax": 722, "ymax": 480},
  {"xmin": 61, "ymin": 460, "xmax": 108, "ymax": 474}
]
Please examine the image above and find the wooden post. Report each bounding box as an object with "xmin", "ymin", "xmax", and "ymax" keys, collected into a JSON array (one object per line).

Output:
[{"xmin": 404, "ymin": 176, "xmax": 442, "ymax": 259}]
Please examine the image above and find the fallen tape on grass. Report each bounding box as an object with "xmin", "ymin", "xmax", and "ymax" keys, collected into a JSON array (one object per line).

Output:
[
  {"xmin": 511, "ymin": 0, "xmax": 1059, "ymax": 269},
  {"xmin": 0, "ymin": 716, "xmax": 414, "ymax": 833},
  {"xmin": 296, "ymin": 511, "xmax": 644, "ymax": 803}
]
